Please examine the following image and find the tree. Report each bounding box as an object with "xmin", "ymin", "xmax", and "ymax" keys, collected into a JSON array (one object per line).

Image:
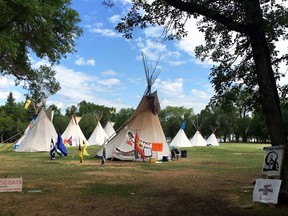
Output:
[
  {"xmin": 24, "ymin": 65, "xmax": 61, "ymax": 114},
  {"xmin": 113, "ymin": 1, "xmax": 288, "ymax": 190},
  {"xmin": 0, "ymin": 0, "xmax": 82, "ymax": 89},
  {"xmin": 114, "ymin": 108, "xmax": 134, "ymax": 131},
  {"xmin": 158, "ymin": 106, "xmax": 194, "ymax": 138}
]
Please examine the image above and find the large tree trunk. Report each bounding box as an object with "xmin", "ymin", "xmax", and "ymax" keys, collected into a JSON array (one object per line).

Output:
[{"xmin": 250, "ymin": 32, "xmax": 288, "ymax": 192}]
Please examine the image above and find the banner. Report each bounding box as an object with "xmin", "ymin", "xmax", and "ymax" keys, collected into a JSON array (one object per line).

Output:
[
  {"xmin": 0, "ymin": 178, "xmax": 23, "ymax": 192},
  {"xmin": 262, "ymin": 146, "xmax": 284, "ymax": 176},
  {"xmin": 152, "ymin": 142, "xmax": 163, "ymax": 152},
  {"xmin": 253, "ymin": 179, "xmax": 282, "ymax": 204}
]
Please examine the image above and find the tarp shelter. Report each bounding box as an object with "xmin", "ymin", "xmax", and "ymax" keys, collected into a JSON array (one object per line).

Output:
[
  {"xmin": 62, "ymin": 115, "xmax": 89, "ymax": 146},
  {"xmin": 15, "ymin": 109, "xmax": 57, "ymax": 152}
]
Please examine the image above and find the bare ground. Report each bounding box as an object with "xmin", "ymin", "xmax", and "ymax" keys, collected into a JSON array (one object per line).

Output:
[{"xmin": 1, "ymin": 158, "xmax": 288, "ymax": 216}]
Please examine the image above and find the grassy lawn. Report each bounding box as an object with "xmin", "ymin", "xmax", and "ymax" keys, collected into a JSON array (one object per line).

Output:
[{"xmin": 1, "ymin": 143, "xmax": 288, "ymax": 216}]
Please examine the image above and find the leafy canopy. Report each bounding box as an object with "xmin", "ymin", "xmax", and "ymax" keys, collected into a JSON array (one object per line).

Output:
[{"xmin": 0, "ymin": 0, "xmax": 82, "ymax": 85}]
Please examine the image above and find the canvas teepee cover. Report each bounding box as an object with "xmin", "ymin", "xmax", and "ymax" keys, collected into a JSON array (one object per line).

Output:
[
  {"xmin": 104, "ymin": 121, "xmax": 116, "ymax": 139},
  {"xmin": 98, "ymin": 91, "xmax": 169, "ymax": 160},
  {"xmin": 190, "ymin": 131, "xmax": 207, "ymax": 146},
  {"xmin": 62, "ymin": 116, "xmax": 89, "ymax": 146},
  {"xmin": 206, "ymin": 133, "xmax": 220, "ymax": 146},
  {"xmin": 88, "ymin": 120, "xmax": 109, "ymax": 145},
  {"xmin": 169, "ymin": 128, "xmax": 192, "ymax": 148},
  {"xmin": 98, "ymin": 53, "xmax": 170, "ymax": 161},
  {"xmin": 15, "ymin": 109, "xmax": 57, "ymax": 152}
]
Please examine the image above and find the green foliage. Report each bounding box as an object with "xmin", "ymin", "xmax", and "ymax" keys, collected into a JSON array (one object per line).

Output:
[
  {"xmin": 0, "ymin": 0, "xmax": 82, "ymax": 80},
  {"xmin": 159, "ymin": 106, "xmax": 194, "ymax": 138},
  {"xmin": 114, "ymin": 107, "xmax": 134, "ymax": 131}
]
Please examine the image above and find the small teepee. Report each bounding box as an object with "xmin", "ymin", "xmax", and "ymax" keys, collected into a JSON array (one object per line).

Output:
[
  {"xmin": 88, "ymin": 113, "xmax": 109, "ymax": 145},
  {"xmin": 190, "ymin": 117, "xmax": 207, "ymax": 146},
  {"xmin": 15, "ymin": 109, "xmax": 57, "ymax": 152},
  {"xmin": 97, "ymin": 53, "xmax": 170, "ymax": 161},
  {"xmin": 104, "ymin": 121, "xmax": 116, "ymax": 139},
  {"xmin": 206, "ymin": 128, "xmax": 220, "ymax": 146},
  {"xmin": 169, "ymin": 120, "xmax": 192, "ymax": 148},
  {"xmin": 62, "ymin": 115, "xmax": 89, "ymax": 146}
]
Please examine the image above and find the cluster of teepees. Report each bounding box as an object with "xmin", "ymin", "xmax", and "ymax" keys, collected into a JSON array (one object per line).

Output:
[
  {"xmin": 15, "ymin": 109, "xmax": 58, "ymax": 152},
  {"xmin": 169, "ymin": 118, "xmax": 220, "ymax": 148},
  {"xmin": 97, "ymin": 53, "xmax": 170, "ymax": 161}
]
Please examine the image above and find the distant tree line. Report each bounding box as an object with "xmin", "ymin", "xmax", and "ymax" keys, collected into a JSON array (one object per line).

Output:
[{"xmin": 2, "ymin": 90, "xmax": 288, "ymax": 144}]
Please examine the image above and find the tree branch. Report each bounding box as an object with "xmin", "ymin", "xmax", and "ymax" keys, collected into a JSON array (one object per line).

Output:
[{"xmin": 163, "ymin": 0, "xmax": 251, "ymax": 34}]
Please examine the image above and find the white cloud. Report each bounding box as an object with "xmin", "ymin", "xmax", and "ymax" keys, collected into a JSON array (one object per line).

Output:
[
  {"xmin": 75, "ymin": 57, "xmax": 95, "ymax": 66},
  {"xmin": 100, "ymin": 70, "xmax": 119, "ymax": 76},
  {"xmin": 97, "ymin": 78, "xmax": 120, "ymax": 86},
  {"xmin": 89, "ymin": 27, "xmax": 121, "ymax": 38},
  {"xmin": 109, "ymin": 14, "xmax": 121, "ymax": 24},
  {"xmin": 0, "ymin": 77, "xmax": 11, "ymax": 90},
  {"xmin": 154, "ymin": 78, "xmax": 213, "ymax": 114},
  {"xmin": 155, "ymin": 78, "xmax": 184, "ymax": 96},
  {"xmin": 144, "ymin": 26, "xmax": 164, "ymax": 38}
]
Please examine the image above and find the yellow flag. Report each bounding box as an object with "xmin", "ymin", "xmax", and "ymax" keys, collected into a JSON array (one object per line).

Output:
[
  {"xmin": 83, "ymin": 141, "xmax": 89, "ymax": 156},
  {"xmin": 24, "ymin": 99, "xmax": 31, "ymax": 109}
]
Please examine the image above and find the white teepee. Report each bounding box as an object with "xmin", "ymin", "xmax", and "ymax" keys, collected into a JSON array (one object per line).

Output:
[
  {"xmin": 206, "ymin": 133, "xmax": 220, "ymax": 146},
  {"xmin": 15, "ymin": 109, "xmax": 57, "ymax": 152},
  {"xmin": 97, "ymin": 53, "xmax": 170, "ymax": 161},
  {"xmin": 190, "ymin": 131, "xmax": 207, "ymax": 146},
  {"xmin": 88, "ymin": 121, "xmax": 109, "ymax": 145},
  {"xmin": 62, "ymin": 115, "xmax": 89, "ymax": 146},
  {"xmin": 169, "ymin": 121, "xmax": 192, "ymax": 148},
  {"xmin": 104, "ymin": 121, "xmax": 116, "ymax": 139}
]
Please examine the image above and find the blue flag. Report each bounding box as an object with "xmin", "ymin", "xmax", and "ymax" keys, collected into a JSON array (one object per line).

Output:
[
  {"xmin": 50, "ymin": 138, "xmax": 56, "ymax": 160},
  {"xmin": 57, "ymin": 133, "xmax": 68, "ymax": 156},
  {"xmin": 181, "ymin": 120, "xmax": 186, "ymax": 129}
]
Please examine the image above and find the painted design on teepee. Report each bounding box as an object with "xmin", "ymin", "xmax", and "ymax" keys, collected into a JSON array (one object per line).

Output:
[{"xmin": 97, "ymin": 52, "xmax": 170, "ymax": 161}]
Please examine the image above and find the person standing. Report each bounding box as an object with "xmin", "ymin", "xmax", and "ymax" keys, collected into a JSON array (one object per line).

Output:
[{"xmin": 100, "ymin": 146, "xmax": 106, "ymax": 166}]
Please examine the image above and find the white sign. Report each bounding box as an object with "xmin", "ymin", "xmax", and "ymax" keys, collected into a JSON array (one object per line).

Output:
[
  {"xmin": 262, "ymin": 146, "xmax": 284, "ymax": 176},
  {"xmin": 253, "ymin": 179, "xmax": 282, "ymax": 204},
  {"xmin": 0, "ymin": 178, "xmax": 23, "ymax": 192}
]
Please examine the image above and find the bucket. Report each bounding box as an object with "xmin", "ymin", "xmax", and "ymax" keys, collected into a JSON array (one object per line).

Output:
[
  {"xmin": 181, "ymin": 150, "xmax": 187, "ymax": 158},
  {"xmin": 162, "ymin": 156, "xmax": 169, "ymax": 161}
]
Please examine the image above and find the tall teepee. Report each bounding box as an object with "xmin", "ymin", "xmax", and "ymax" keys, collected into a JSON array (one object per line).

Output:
[
  {"xmin": 62, "ymin": 115, "xmax": 89, "ymax": 146},
  {"xmin": 97, "ymin": 53, "xmax": 170, "ymax": 160},
  {"xmin": 88, "ymin": 113, "xmax": 109, "ymax": 145},
  {"xmin": 15, "ymin": 109, "xmax": 57, "ymax": 152},
  {"xmin": 169, "ymin": 120, "xmax": 192, "ymax": 148}
]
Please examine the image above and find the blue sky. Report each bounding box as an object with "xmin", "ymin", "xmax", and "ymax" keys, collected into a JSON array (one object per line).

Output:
[{"xmin": 0, "ymin": 0, "xmax": 287, "ymax": 114}]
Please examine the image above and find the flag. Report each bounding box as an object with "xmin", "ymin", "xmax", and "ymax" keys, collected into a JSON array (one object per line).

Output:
[
  {"xmin": 134, "ymin": 131, "xmax": 145, "ymax": 160},
  {"xmin": 78, "ymin": 143, "xmax": 83, "ymax": 163},
  {"xmin": 83, "ymin": 141, "xmax": 89, "ymax": 156},
  {"xmin": 181, "ymin": 120, "xmax": 186, "ymax": 130},
  {"xmin": 66, "ymin": 136, "xmax": 73, "ymax": 146},
  {"xmin": 24, "ymin": 99, "xmax": 31, "ymax": 109},
  {"xmin": 50, "ymin": 139, "xmax": 56, "ymax": 160},
  {"xmin": 56, "ymin": 132, "xmax": 68, "ymax": 156}
]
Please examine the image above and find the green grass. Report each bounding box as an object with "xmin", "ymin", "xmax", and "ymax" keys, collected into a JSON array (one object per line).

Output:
[{"xmin": 1, "ymin": 143, "xmax": 288, "ymax": 216}]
